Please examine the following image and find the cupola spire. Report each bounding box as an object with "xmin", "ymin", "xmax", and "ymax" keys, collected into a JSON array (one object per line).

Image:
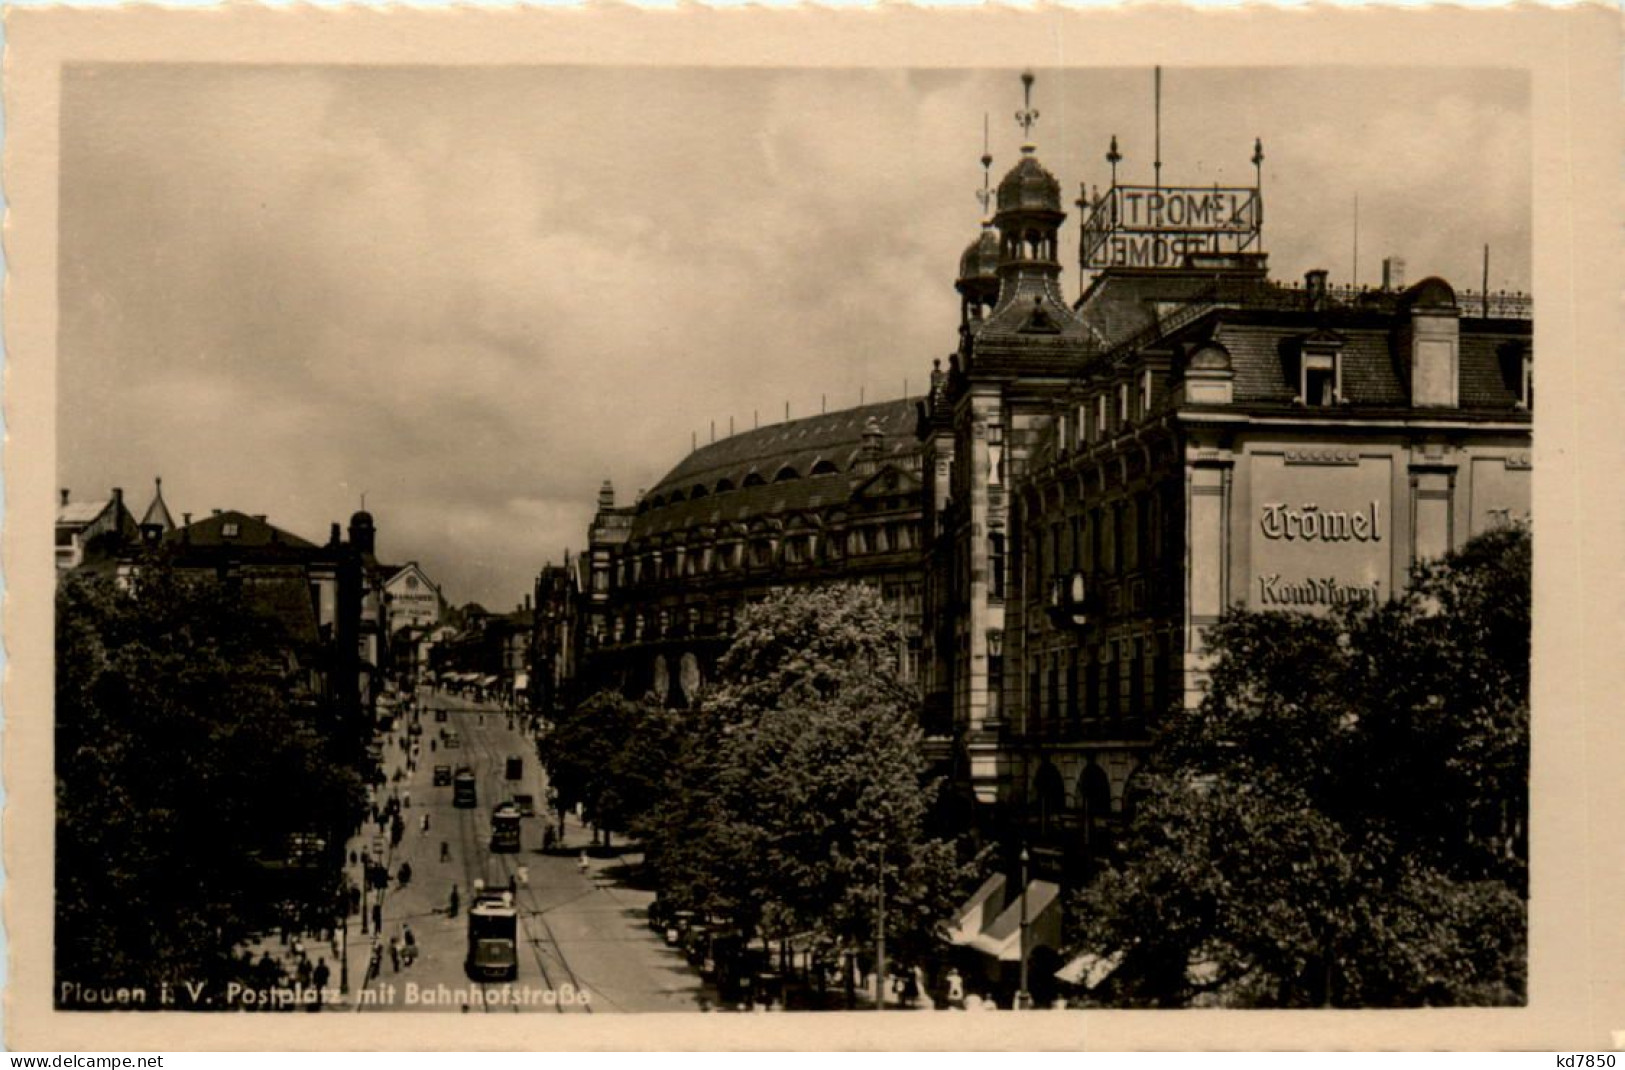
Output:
[{"xmin": 1015, "ymin": 70, "xmax": 1040, "ymax": 150}]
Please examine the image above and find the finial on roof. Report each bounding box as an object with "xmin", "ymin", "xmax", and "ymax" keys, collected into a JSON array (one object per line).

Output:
[
  {"xmin": 976, "ymin": 114, "xmax": 994, "ymax": 220},
  {"xmin": 1015, "ymin": 71, "xmax": 1039, "ymax": 151},
  {"xmin": 1107, "ymin": 135, "xmax": 1122, "ymax": 187}
]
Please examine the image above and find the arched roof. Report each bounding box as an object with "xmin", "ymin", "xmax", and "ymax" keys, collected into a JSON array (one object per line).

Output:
[{"xmin": 632, "ymin": 399, "xmax": 921, "ymax": 538}]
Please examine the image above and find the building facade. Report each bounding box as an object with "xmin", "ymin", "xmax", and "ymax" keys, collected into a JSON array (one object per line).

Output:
[
  {"xmin": 913, "ymin": 89, "xmax": 1533, "ymax": 880},
  {"xmin": 570, "ymin": 401, "xmax": 928, "ymax": 707},
  {"xmin": 532, "ymin": 74, "xmax": 1533, "ymax": 905}
]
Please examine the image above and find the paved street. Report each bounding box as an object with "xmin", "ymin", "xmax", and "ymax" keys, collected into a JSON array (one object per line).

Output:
[{"xmin": 336, "ymin": 688, "xmax": 709, "ymax": 1013}]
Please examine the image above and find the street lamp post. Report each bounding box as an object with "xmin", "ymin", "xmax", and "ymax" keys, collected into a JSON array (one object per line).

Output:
[
  {"xmin": 338, "ymin": 907, "xmax": 349, "ymax": 1000},
  {"xmin": 1016, "ymin": 845, "xmax": 1033, "ymax": 1010},
  {"xmin": 875, "ymin": 832, "xmax": 886, "ymax": 1011}
]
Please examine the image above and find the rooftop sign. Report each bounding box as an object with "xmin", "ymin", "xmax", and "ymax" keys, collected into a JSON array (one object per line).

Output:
[{"xmin": 1080, "ymin": 185, "xmax": 1263, "ymax": 271}]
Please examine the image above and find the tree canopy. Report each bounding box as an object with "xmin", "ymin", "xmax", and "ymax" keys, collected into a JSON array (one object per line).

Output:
[
  {"xmin": 55, "ymin": 563, "xmax": 366, "ymax": 1004},
  {"xmin": 624, "ymin": 584, "xmax": 975, "ymax": 972},
  {"xmin": 1073, "ymin": 525, "xmax": 1530, "ymax": 1007}
]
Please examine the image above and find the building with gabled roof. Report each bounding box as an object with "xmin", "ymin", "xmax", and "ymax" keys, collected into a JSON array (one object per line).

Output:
[{"xmin": 56, "ymin": 486, "xmax": 140, "ymax": 572}]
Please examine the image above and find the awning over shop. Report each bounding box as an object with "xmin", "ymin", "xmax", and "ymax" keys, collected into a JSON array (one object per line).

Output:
[
  {"xmin": 947, "ymin": 875, "xmax": 1007, "ymax": 946},
  {"xmin": 479, "ymin": 674, "xmax": 499, "ymax": 687},
  {"xmin": 967, "ymin": 880, "xmax": 1063, "ymax": 962},
  {"xmin": 1055, "ymin": 949, "xmax": 1123, "ymax": 989}
]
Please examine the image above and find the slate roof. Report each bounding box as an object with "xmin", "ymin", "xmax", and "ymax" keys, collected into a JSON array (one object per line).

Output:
[
  {"xmin": 243, "ymin": 576, "xmax": 321, "ymax": 647},
  {"xmin": 141, "ymin": 480, "xmax": 175, "ymax": 530},
  {"xmin": 58, "ymin": 501, "xmax": 113, "ymax": 526},
  {"xmin": 633, "ymin": 400, "xmax": 922, "ymax": 539},
  {"xmin": 164, "ymin": 510, "xmax": 320, "ymax": 563}
]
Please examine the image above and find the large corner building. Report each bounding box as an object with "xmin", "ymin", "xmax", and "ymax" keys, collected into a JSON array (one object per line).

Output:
[{"xmin": 546, "ymin": 74, "xmax": 1534, "ymax": 888}]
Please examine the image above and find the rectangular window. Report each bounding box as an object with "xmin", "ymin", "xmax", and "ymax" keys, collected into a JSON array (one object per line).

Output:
[
  {"xmin": 989, "ymin": 531, "xmax": 1006, "ymax": 600},
  {"xmin": 1302, "ymin": 352, "xmax": 1338, "ymax": 406},
  {"xmin": 1067, "ymin": 661, "xmax": 1080, "ymax": 731},
  {"xmin": 1107, "ymin": 652, "xmax": 1120, "ymax": 721},
  {"xmin": 1096, "ymin": 394, "xmax": 1109, "ymax": 440},
  {"xmin": 1131, "ymin": 639, "xmax": 1146, "ymax": 719},
  {"xmin": 1029, "ymin": 668, "xmax": 1042, "ymax": 736},
  {"xmin": 1522, "ymin": 356, "xmax": 1534, "ymax": 410},
  {"xmin": 1153, "ymin": 639, "xmax": 1169, "ymax": 718},
  {"xmin": 1086, "ymin": 657, "xmax": 1101, "ymax": 721},
  {"xmin": 1119, "ymin": 383, "xmax": 1131, "ymax": 425},
  {"xmin": 1141, "ymin": 369, "xmax": 1155, "ymax": 416}
]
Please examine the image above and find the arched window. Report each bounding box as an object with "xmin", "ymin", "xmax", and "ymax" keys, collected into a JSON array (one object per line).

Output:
[
  {"xmin": 1079, "ymin": 763, "xmax": 1112, "ymax": 838},
  {"xmin": 1035, "ymin": 762, "xmax": 1066, "ymax": 836}
]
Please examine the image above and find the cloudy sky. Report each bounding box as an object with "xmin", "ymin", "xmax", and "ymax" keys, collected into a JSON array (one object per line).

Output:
[{"xmin": 59, "ymin": 65, "xmax": 1529, "ymax": 609}]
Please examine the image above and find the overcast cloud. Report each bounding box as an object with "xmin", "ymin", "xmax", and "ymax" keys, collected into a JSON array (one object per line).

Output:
[{"xmin": 59, "ymin": 65, "xmax": 1530, "ymax": 609}]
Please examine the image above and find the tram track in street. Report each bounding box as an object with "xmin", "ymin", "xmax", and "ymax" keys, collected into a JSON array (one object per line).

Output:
[{"xmin": 452, "ymin": 694, "xmax": 591, "ymax": 1013}]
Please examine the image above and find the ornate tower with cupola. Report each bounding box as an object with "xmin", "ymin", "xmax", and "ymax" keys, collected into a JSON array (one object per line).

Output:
[{"xmin": 921, "ymin": 72, "xmax": 1099, "ymax": 814}]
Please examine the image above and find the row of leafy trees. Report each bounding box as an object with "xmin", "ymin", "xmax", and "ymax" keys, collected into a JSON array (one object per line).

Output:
[
  {"xmin": 538, "ymin": 583, "xmax": 977, "ymax": 985},
  {"xmin": 56, "ymin": 562, "xmax": 368, "ymax": 1006},
  {"xmin": 1073, "ymin": 525, "xmax": 1531, "ymax": 1007},
  {"xmin": 540, "ymin": 527, "xmax": 1530, "ymax": 1008}
]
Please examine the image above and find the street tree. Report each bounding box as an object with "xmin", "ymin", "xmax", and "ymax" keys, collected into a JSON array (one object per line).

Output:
[
  {"xmin": 1073, "ymin": 525, "xmax": 1530, "ymax": 1007},
  {"xmin": 537, "ymin": 689, "xmax": 678, "ymax": 844},
  {"xmin": 640, "ymin": 583, "xmax": 976, "ymax": 983},
  {"xmin": 55, "ymin": 562, "xmax": 367, "ymax": 1006}
]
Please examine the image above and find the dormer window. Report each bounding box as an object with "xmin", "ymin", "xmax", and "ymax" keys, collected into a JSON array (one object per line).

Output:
[
  {"xmin": 222, "ymin": 522, "xmax": 240, "ymax": 538},
  {"xmin": 1294, "ymin": 332, "xmax": 1345, "ymax": 407},
  {"xmin": 1302, "ymin": 351, "xmax": 1338, "ymax": 406}
]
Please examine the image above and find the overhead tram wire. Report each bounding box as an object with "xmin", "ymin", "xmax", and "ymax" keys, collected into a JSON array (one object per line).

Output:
[{"xmin": 460, "ymin": 694, "xmax": 597, "ymax": 1012}]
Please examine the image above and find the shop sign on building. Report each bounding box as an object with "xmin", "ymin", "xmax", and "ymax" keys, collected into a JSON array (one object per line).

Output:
[
  {"xmin": 1080, "ymin": 185, "xmax": 1263, "ymax": 270},
  {"xmin": 1247, "ymin": 454, "xmax": 1391, "ymax": 611}
]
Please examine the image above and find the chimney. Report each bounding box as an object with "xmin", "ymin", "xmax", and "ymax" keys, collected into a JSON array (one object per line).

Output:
[
  {"xmin": 253, "ymin": 514, "xmax": 267, "ymax": 523},
  {"xmin": 525, "ymin": 594, "xmax": 532, "ymax": 612},
  {"xmin": 60, "ymin": 488, "xmax": 69, "ymax": 507},
  {"xmin": 330, "ymin": 522, "xmax": 341, "ymax": 547},
  {"xmin": 598, "ymin": 480, "xmax": 615, "ymax": 510},
  {"xmin": 1304, "ymin": 269, "xmax": 1329, "ymax": 311},
  {"xmin": 112, "ymin": 487, "xmax": 124, "ymax": 513},
  {"xmin": 1382, "ymin": 257, "xmax": 1406, "ymax": 292},
  {"xmin": 212, "ymin": 509, "xmax": 223, "ymax": 517},
  {"xmin": 1398, "ymin": 278, "xmax": 1461, "ymax": 408},
  {"xmin": 182, "ymin": 513, "xmax": 192, "ymax": 526}
]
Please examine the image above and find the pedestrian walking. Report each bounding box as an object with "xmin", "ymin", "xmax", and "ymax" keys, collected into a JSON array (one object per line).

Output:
[
  {"xmin": 389, "ymin": 938, "xmax": 400, "ymax": 973},
  {"xmin": 312, "ymin": 958, "xmax": 330, "ymax": 1004},
  {"xmin": 945, "ymin": 967, "xmax": 965, "ymax": 1009},
  {"xmin": 516, "ymin": 864, "xmax": 529, "ymax": 888},
  {"xmin": 371, "ymin": 901, "xmax": 382, "ymax": 933},
  {"xmin": 398, "ymin": 860, "xmax": 413, "ymax": 887},
  {"xmin": 367, "ymin": 939, "xmax": 382, "ymax": 986},
  {"xmin": 448, "ymin": 884, "xmax": 460, "ymax": 918},
  {"xmin": 421, "ymin": 813, "xmax": 430, "ymax": 833},
  {"xmin": 440, "ymin": 840, "xmax": 450, "ymax": 863}
]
